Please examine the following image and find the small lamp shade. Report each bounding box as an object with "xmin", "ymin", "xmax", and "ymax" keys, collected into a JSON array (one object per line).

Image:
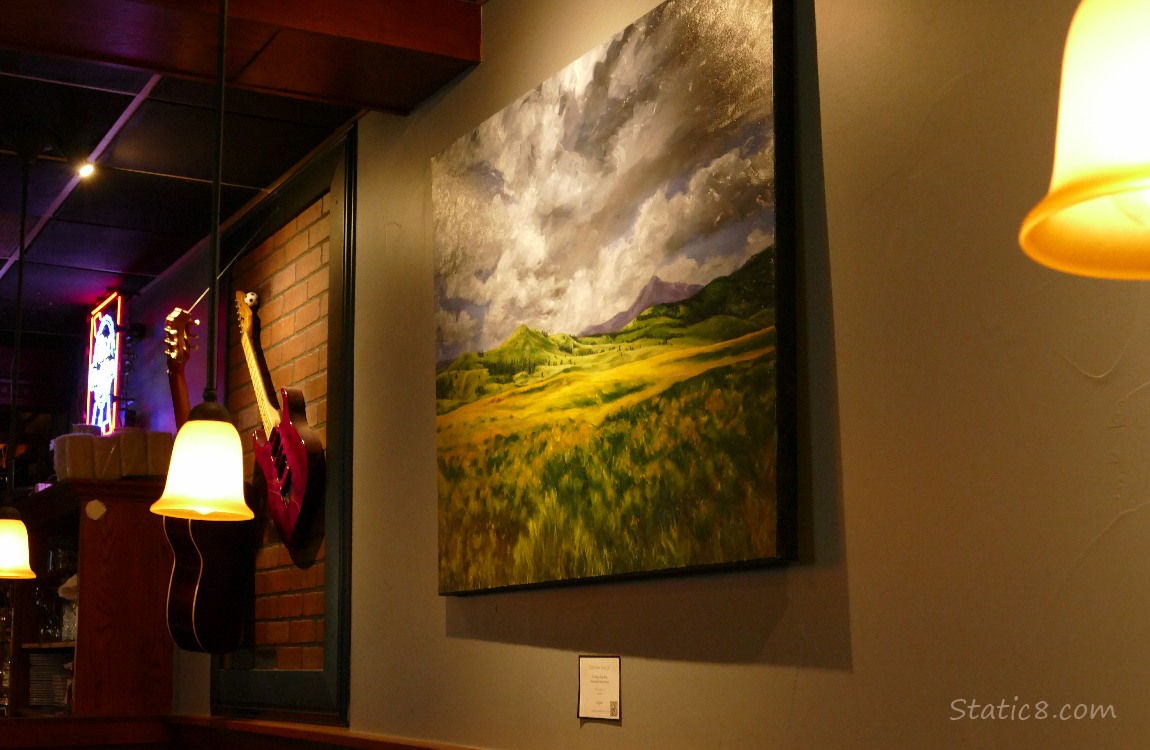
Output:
[
  {"xmin": 151, "ymin": 413, "xmax": 252, "ymax": 521},
  {"xmin": 0, "ymin": 509, "xmax": 36, "ymax": 579},
  {"xmin": 1020, "ymin": 0, "xmax": 1150, "ymax": 278}
]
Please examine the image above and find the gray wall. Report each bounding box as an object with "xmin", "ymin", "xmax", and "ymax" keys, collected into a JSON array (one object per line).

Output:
[{"xmin": 177, "ymin": 0, "xmax": 1150, "ymax": 746}]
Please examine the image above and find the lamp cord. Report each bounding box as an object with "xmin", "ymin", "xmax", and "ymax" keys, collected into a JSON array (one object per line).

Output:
[
  {"xmin": 204, "ymin": 0, "xmax": 228, "ymax": 405},
  {"xmin": 5, "ymin": 159, "xmax": 28, "ymax": 496}
]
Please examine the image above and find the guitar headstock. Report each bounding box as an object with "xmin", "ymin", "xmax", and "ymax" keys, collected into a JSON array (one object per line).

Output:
[
  {"xmin": 235, "ymin": 290, "xmax": 260, "ymax": 338},
  {"xmin": 163, "ymin": 308, "xmax": 196, "ymax": 367}
]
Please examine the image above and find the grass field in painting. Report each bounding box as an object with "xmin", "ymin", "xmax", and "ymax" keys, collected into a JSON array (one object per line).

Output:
[{"xmin": 436, "ymin": 249, "xmax": 779, "ymax": 592}]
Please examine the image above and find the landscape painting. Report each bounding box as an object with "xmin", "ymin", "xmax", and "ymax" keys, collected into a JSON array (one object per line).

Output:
[{"xmin": 432, "ymin": 0, "xmax": 792, "ymax": 593}]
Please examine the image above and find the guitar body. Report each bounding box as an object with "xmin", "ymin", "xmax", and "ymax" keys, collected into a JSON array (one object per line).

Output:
[
  {"xmin": 253, "ymin": 387, "xmax": 326, "ymax": 553},
  {"xmin": 162, "ymin": 307, "xmax": 260, "ymax": 654},
  {"xmin": 163, "ymin": 485, "xmax": 261, "ymax": 654}
]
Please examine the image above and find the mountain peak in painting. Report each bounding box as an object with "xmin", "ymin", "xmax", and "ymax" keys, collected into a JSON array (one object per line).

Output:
[{"xmin": 579, "ymin": 276, "xmax": 702, "ymax": 336}]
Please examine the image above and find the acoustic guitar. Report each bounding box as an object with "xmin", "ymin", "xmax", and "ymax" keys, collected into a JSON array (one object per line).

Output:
[
  {"xmin": 234, "ymin": 290, "xmax": 326, "ymax": 558},
  {"xmin": 162, "ymin": 307, "xmax": 261, "ymax": 654}
]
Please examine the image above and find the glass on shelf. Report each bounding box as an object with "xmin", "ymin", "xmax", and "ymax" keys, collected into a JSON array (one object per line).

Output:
[{"xmin": 34, "ymin": 584, "xmax": 62, "ymax": 643}]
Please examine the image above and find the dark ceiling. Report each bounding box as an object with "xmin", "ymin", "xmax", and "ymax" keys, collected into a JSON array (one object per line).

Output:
[{"xmin": 0, "ymin": 0, "xmax": 482, "ymax": 348}]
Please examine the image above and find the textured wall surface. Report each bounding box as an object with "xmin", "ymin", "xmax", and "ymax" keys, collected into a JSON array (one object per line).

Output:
[{"xmin": 162, "ymin": 0, "xmax": 1150, "ymax": 747}]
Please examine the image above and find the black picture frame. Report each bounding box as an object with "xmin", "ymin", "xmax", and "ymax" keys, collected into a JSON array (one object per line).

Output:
[{"xmin": 208, "ymin": 127, "xmax": 356, "ymax": 723}]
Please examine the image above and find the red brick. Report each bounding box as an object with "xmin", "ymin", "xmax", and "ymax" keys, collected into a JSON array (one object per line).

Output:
[
  {"xmin": 276, "ymin": 646, "xmax": 302, "ymax": 670},
  {"xmin": 266, "ymin": 568, "xmax": 292, "ymax": 594},
  {"xmin": 295, "ymin": 247, "xmax": 323, "ymax": 279},
  {"xmin": 306, "ymin": 271, "xmax": 329, "ymax": 299},
  {"xmin": 303, "ymin": 324, "xmax": 327, "ymax": 353},
  {"xmin": 254, "ymin": 596, "xmax": 277, "ymax": 620},
  {"xmin": 271, "ymin": 221, "xmax": 296, "ymax": 249},
  {"xmin": 291, "ymin": 565, "xmax": 317, "ymax": 590},
  {"xmin": 253, "ymin": 621, "xmax": 268, "ymax": 645},
  {"xmin": 289, "ymin": 619, "xmax": 316, "ymax": 643},
  {"xmin": 293, "ymin": 350, "xmax": 322, "ymax": 382},
  {"xmin": 296, "ymin": 200, "xmax": 323, "ymax": 231},
  {"xmin": 295, "ymin": 298, "xmax": 322, "ymax": 329},
  {"xmin": 280, "ymin": 334, "xmax": 307, "ymax": 365},
  {"xmin": 270, "ymin": 363, "xmax": 294, "ymax": 391},
  {"xmin": 302, "ymin": 591, "xmax": 324, "ymax": 616},
  {"xmin": 302, "ymin": 373, "xmax": 328, "ymax": 404},
  {"xmin": 265, "ymin": 620, "xmax": 290, "ymax": 644},
  {"xmin": 283, "ymin": 231, "xmax": 310, "ymax": 263},
  {"xmin": 282, "ymin": 282, "xmax": 310, "ymax": 316},
  {"xmin": 259, "ymin": 342, "xmax": 284, "ymax": 372},
  {"xmin": 308, "ymin": 222, "xmax": 330, "ymax": 251},
  {"xmin": 266, "ymin": 316, "xmax": 295, "ymax": 348},
  {"xmin": 258, "ymin": 294, "xmax": 285, "ymax": 324},
  {"xmin": 256, "ymin": 546, "xmax": 279, "ymax": 570},
  {"xmin": 302, "ymin": 646, "xmax": 324, "ymax": 671},
  {"xmin": 269, "ymin": 267, "xmax": 295, "ymax": 298},
  {"xmin": 279, "ymin": 594, "xmax": 303, "ymax": 618}
]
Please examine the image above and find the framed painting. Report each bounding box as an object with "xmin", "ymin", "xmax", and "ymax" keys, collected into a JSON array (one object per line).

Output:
[{"xmin": 432, "ymin": 0, "xmax": 796, "ymax": 594}]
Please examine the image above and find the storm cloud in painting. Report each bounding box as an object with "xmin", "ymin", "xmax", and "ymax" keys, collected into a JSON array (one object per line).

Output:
[{"xmin": 433, "ymin": 0, "xmax": 775, "ymax": 364}]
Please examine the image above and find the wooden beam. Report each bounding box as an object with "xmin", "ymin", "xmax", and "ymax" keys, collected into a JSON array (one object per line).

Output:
[
  {"xmin": 137, "ymin": 0, "xmax": 482, "ymax": 61},
  {"xmin": 0, "ymin": 0, "xmax": 481, "ymax": 112}
]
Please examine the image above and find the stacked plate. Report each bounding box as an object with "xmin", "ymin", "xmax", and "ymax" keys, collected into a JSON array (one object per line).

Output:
[{"xmin": 27, "ymin": 652, "xmax": 71, "ymax": 707}]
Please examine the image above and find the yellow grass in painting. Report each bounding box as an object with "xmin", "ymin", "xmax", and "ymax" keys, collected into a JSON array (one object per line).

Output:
[
  {"xmin": 436, "ymin": 327, "xmax": 779, "ymax": 593},
  {"xmin": 436, "ymin": 328, "xmax": 774, "ymax": 451}
]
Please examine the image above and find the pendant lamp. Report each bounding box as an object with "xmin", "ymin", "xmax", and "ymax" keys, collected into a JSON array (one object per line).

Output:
[
  {"xmin": 0, "ymin": 507, "xmax": 35, "ymax": 579},
  {"xmin": 0, "ymin": 159, "xmax": 35, "ymax": 579},
  {"xmin": 1020, "ymin": 0, "xmax": 1150, "ymax": 278},
  {"xmin": 151, "ymin": 0, "xmax": 252, "ymax": 522}
]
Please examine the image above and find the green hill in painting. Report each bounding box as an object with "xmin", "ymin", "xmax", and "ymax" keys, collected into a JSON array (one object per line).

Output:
[
  {"xmin": 628, "ymin": 246, "xmax": 775, "ymax": 332},
  {"xmin": 435, "ymin": 246, "xmax": 775, "ymax": 413}
]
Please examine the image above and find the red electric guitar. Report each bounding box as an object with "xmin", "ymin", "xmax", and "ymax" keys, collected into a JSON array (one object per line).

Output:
[
  {"xmin": 163, "ymin": 307, "xmax": 260, "ymax": 654},
  {"xmin": 235, "ymin": 290, "xmax": 326, "ymax": 556}
]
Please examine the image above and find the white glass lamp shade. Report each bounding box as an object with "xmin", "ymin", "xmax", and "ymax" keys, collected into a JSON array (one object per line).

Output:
[
  {"xmin": 151, "ymin": 417, "xmax": 253, "ymax": 521},
  {"xmin": 0, "ymin": 510, "xmax": 36, "ymax": 579},
  {"xmin": 1020, "ymin": 0, "xmax": 1150, "ymax": 278}
]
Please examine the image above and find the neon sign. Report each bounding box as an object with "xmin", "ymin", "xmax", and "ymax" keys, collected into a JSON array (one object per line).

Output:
[{"xmin": 86, "ymin": 291, "xmax": 122, "ymax": 434}]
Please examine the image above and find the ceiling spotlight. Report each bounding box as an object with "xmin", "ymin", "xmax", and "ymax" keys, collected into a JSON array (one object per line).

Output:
[{"xmin": 77, "ymin": 162, "xmax": 95, "ymax": 179}]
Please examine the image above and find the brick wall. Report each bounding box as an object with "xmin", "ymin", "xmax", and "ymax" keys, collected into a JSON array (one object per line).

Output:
[{"xmin": 226, "ymin": 194, "xmax": 330, "ymax": 671}]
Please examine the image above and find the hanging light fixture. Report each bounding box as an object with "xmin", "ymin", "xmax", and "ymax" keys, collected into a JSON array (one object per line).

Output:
[
  {"xmin": 1020, "ymin": 0, "xmax": 1150, "ymax": 278},
  {"xmin": 0, "ymin": 507, "xmax": 35, "ymax": 579},
  {"xmin": 151, "ymin": 0, "xmax": 251, "ymax": 522},
  {"xmin": 0, "ymin": 158, "xmax": 36, "ymax": 579}
]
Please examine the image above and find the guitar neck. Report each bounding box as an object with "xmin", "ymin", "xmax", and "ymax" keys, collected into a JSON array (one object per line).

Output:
[
  {"xmin": 167, "ymin": 360, "xmax": 191, "ymax": 429},
  {"xmin": 240, "ymin": 330, "xmax": 281, "ymax": 436}
]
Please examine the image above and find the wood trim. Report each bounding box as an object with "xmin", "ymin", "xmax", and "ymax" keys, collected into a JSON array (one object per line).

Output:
[
  {"xmin": 0, "ymin": 716, "xmax": 171, "ymax": 748},
  {"xmin": 168, "ymin": 716, "xmax": 484, "ymax": 750},
  {"xmin": 0, "ymin": 0, "xmax": 480, "ymax": 112},
  {"xmin": 140, "ymin": 0, "xmax": 482, "ymax": 59}
]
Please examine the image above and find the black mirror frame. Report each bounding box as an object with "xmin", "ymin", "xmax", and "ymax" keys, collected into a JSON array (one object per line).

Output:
[{"xmin": 209, "ymin": 126, "xmax": 356, "ymax": 724}]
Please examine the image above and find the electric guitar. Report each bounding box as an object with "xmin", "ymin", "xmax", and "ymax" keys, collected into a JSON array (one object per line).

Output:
[
  {"xmin": 162, "ymin": 307, "xmax": 260, "ymax": 654},
  {"xmin": 235, "ymin": 290, "xmax": 326, "ymax": 555}
]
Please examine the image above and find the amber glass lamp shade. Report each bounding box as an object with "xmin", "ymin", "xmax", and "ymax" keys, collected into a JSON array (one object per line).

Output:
[
  {"xmin": 1020, "ymin": 0, "xmax": 1150, "ymax": 278},
  {"xmin": 0, "ymin": 507, "xmax": 36, "ymax": 579},
  {"xmin": 150, "ymin": 402, "xmax": 252, "ymax": 521}
]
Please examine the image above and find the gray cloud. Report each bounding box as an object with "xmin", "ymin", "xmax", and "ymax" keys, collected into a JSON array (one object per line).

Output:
[{"xmin": 433, "ymin": 0, "xmax": 776, "ymax": 363}]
